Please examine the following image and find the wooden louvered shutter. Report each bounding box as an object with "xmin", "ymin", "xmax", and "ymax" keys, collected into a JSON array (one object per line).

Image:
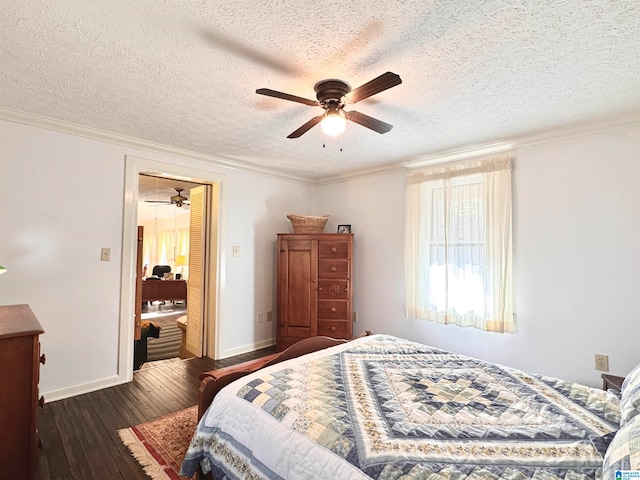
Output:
[{"xmin": 186, "ymin": 185, "xmax": 208, "ymax": 357}]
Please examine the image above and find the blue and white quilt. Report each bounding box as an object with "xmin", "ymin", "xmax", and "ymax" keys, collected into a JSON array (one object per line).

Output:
[{"xmin": 181, "ymin": 335, "xmax": 620, "ymax": 479}]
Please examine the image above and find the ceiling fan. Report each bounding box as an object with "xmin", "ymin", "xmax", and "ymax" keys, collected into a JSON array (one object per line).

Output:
[
  {"xmin": 256, "ymin": 71, "xmax": 402, "ymax": 138},
  {"xmin": 145, "ymin": 188, "xmax": 190, "ymax": 208}
]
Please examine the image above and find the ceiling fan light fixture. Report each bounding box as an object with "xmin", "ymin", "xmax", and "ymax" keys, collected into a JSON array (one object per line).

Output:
[
  {"xmin": 321, "ymin": 106, "xmax": 346, "ymax": 136},
  {"xmin": 257, "ymin": 72, "xmax": 401, "ymax": 138}
]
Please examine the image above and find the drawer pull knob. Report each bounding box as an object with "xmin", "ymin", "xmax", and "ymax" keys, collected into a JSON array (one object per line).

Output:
[
  {"xmin": 318, "ymin": 287, "xmax": 323, "ymax": 291},
  {"xmin": 330, "ymin": 267, "xmax": 337, "ymax": 272},
  {"xmin": 40, "ymin": 353, "xmax": 46, "ymax": 365},
  {"xmin": 39, "ymin": 396, "xmax": 45, "ymax": 408},
  {"xmin": 331, "ymin": 247, "xmax": 337, "ymax": 253},
  {"xmin": 330, "ymin": 307, "xmax": 337, "ymax": 313},
  {"xmin": 331, "ymin": 326, "xmax": 336, "ymax": 332}
]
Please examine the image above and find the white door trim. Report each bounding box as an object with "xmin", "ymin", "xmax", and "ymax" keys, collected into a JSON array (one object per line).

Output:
[{"xmin": 118, "ymin": 155, "xmax": 225, "ymax": 384}]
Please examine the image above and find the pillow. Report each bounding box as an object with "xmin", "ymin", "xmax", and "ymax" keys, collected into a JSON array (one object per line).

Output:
[
  {"xmin": 602, "ymin": 413, "xmax": 640, "ymax": 475},
  {"xmin": 589, "ymin": 431, "xmax": 617, "ymax": 457},
  {"xmin": 620, "ymin": 363, "xmax": 640, "ymax": 426},
  {"xmin": 621, "ymin": 363, "xmax": 640, "ymax": 392}
]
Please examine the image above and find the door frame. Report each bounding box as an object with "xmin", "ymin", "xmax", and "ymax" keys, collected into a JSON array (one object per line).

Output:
[{"xmin": 118, "ymin": 155, "xmax": 225, "ymax": 383}]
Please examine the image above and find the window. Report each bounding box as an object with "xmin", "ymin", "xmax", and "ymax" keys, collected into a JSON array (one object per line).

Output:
[
  {"xmin": 405, "ymin": 157, "xmax": 513, "ymax": 333},
  {"xmin": 142, "ymin": 227, "xmax": 190, "ymax": 274}
]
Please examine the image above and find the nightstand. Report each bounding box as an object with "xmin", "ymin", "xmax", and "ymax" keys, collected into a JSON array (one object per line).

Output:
[{"xmin": 601, "ymin": 374, "xmax": 625, "ymax": 392}]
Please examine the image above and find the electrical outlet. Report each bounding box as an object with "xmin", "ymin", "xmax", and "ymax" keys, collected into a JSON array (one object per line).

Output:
[
  {"xmin": 257, "ymin": 312, "xmax": 264, "ymax": 323},
  {"xmin": 595, "ymin": 354, "xmax": 609, "ymax": 372},
  {"xmin": 232, "ymin": 246, "xmax": 240, "ymax": 257},
  {"xmin": 100, "ymin": 247, "xmax": 111, "ymax": 261},
  {"xmin": 266, "ymin": 311, "xmax": 273, "ymax": 322}
]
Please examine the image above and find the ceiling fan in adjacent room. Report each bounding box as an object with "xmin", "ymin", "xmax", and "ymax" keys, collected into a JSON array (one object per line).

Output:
[
  {"xmin": 145, "ymin": 188, "xmax": 190, "ymax": 208},
  {"xmin": 256, "ymin": 71, "xmax": 402, "ymax": 138}
]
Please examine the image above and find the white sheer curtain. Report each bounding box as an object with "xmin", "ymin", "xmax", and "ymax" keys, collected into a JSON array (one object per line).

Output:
[
  {"xmin": 142, "ymin": 227, "xmax": 190, "ymax": 276},
  {"xmin": 405, "ymin": 157, "xmax": 513, "ymax": 333}
]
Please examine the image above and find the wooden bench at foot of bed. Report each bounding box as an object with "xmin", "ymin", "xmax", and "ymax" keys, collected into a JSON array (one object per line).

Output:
[{"xmin": 197, "ymin": 331, "xmax": 373, "ymax": 421}]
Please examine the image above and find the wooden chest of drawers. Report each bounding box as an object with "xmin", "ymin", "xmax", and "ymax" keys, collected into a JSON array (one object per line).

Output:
[
  {"xmin": 0, "ymin": 304, "xmax": 45, "ymax": 479},
  {"xmin": 276, "ymin": 233, "xmax": 353, "ymax": 351}
]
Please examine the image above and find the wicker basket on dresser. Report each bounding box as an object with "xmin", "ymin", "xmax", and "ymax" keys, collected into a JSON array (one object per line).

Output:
[{"xmin": 0, "ymin": 304, "xmax": 45, "ymax": 479}]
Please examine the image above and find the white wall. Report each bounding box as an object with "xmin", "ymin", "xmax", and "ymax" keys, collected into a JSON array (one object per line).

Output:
[
  {"xmin": 316, "ymin": 125, "xmax": 640, "ymax": 388},
  {"xmin": 2, "ymin": 117, "xmax": 638, "ymax": 400},
  {"xmin": 219, "ymin": 168, "xmax": 313, "ymax": 356},
  {"xmin": 0, "ymin": 119, "xmax": 312, "ymax": 399}
]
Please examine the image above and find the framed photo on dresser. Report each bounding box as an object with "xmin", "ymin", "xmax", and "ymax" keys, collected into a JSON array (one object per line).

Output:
[{"xmin": 337, "ymin": 224, "xmax": 351, "ymax": 233}]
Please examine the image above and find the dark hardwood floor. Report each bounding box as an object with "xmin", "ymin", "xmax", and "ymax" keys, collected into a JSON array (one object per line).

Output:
[{"xmin": 36, "ymin": 347, "xmax": 276, "ymax": 480}]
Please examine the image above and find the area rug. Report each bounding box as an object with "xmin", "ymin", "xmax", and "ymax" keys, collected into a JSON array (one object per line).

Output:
[
  {"xmin": 146, "ymin": 323, "xmax": 182, "ymax": 361},
  {"xmin": 118, "ymin": 406, "xmax": 197, "ymax": 480}
]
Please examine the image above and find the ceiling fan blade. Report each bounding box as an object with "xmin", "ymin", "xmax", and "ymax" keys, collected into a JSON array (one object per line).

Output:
[
  {"xmin": 347, "ymin": 72, "xmax": 402, "ymax": 103},
  {"xmin": 256, "ymin": 88, "xmax": 320, "ymax": 107},
  {"xmin": 345, "ymin": 110, "xmax": 393, "ymax": 134},
  {"xmin": 145, "ymin": 200, "xmax": 172, "ymax": 204},
  {"xmin": 287, "ymin": 115, "xmax": 324, "ymax": 138}
]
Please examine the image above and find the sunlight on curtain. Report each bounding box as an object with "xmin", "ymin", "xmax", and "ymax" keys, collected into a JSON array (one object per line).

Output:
[
  {"xmin": 405, "ymin": 157, "xmax": 513, "ymax": 333},
  {"xmin": 142, "ymin": 227, "xmax": 190, "ymax": 276}
]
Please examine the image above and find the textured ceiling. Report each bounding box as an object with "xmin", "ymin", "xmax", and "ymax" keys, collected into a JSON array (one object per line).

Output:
[
  {"xmin": 2, "ymin": 1, "xmax": 640, "ymax": 180},
  {"xmin": 139, "ymin": 174, "xmax": 199, "ymax": 203},
  {"xmin": 138, "ymin": 174, "xmax": 199, "ymax": 221}
]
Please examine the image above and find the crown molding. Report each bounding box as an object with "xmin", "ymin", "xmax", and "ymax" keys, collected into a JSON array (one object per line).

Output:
[
  {"xmin": 3, "ymin": 106, "xmax": 640, "ymax": 187},
  {"xmin": 0, "ymin": 107, "xmax": 313, "ymax": 185},
  {"xmin": 316, "ymin": 112, "xmax": 640, "ymax": 185}
]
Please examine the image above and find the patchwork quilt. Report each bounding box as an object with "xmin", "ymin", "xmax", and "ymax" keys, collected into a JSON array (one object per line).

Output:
[{"xmin": 181, "ymin": 335, "xmax": 620, "ymax": 479}]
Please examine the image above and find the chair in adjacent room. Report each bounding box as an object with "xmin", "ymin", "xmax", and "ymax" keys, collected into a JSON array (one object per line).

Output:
[
  {"xmin": 151, "ymin": 264, "xmax": 172, "ymax": 279},
  {"xmin": 145, "ymin": 265, "xmax": 172, "ymax": 305}
]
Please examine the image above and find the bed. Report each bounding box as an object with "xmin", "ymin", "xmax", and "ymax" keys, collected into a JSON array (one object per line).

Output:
[{"xmin": 180, "ymin": 333, "xmax": 640, "ymax": 479}]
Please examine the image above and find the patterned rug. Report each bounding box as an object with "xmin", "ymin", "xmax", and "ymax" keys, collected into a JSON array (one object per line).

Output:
[{"xmin": 118, "ymin": 406, "xmax": 197, "ymax": 480}]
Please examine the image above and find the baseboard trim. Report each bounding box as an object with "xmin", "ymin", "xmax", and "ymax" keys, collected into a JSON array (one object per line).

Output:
[
  {"xmin": 219, "ymin": 337, "xmax": 276, "ymax": 360},
  {"xmin": 42, "ymin": 374, "xmax": 128, "ymax": 403},
  {"xmin": 43, "ymin": 338, "xmax": 277, "ymax": 400}
]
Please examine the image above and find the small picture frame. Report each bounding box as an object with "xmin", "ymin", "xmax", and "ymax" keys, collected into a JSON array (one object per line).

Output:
[{"xmin": 337, "ymin": 224, "xmax": 351, "ymax": 234}]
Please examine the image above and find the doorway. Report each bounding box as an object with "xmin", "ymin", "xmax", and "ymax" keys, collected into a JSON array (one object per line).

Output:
[
  {"xmin": 136, "ymin": 174, "xmax": 201, "ymax": 368},
  {"xmin": 118, "ymin": 156, "xmax": 223, "ymax": 384}
]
